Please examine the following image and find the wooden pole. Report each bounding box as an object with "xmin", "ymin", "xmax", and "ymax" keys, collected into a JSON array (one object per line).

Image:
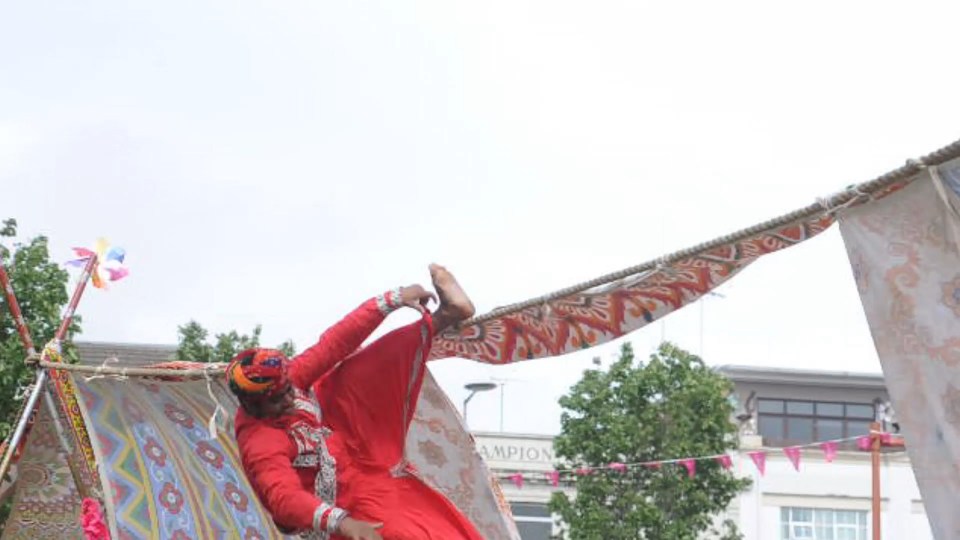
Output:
[
  {"xmin": 871, "ymin": 421, "xmax": 882, "ymax": 540},
  {"xmin": 0, "ymin": 256, "xmax": 98, "ymax": 497}
]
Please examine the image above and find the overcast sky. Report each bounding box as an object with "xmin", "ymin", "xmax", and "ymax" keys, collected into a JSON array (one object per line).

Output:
[{"xmin": 3, "ymin": 1, "xmax": 960, "ymax": 435}]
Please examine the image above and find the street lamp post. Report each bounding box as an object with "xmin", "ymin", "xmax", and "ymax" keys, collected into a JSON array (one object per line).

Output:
[{"xmin": 463, "ymin": 382, "xmax": 496, "ymax": 428}]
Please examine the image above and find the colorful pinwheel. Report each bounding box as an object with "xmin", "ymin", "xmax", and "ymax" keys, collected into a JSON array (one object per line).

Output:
[{"xmin": 65, "ymin": 238, "xmax": 129, "ymax": 289}]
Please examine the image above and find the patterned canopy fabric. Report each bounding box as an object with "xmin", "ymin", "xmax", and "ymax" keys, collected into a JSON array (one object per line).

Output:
[
  {"xmin": 430, "ymin": 215, "xmax": 836, "ymax": 364},
  {"xmin": 839, "ymin": 158, "xmax": 960, "ymax": 540},
  {"xmin": 2, "ymin": 393, "xmax": 84, "ymax": 540}
]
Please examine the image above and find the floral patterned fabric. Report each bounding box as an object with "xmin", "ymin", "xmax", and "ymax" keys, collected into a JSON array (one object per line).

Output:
[
  {"xmin": 839, "ymin": 159, "xmax": 960, "ymax": 539},
  {"xmin": 404, "ymin": 372, "xmax": 519, "ymax": 540}
]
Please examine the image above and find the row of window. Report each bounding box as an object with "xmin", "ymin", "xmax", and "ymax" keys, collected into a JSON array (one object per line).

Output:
[{"xmin": 759, "ymin": 399, "xmax": 877, "ymax": 445}]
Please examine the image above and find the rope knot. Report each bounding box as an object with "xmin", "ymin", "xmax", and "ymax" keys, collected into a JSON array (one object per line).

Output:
[
  {"xmin": 84, "ymin": 356, "xmax": 125, "ymax": 382},
  {"xmin": 24, "ymin": 351, "xmax": 40, "ymax": 366}
]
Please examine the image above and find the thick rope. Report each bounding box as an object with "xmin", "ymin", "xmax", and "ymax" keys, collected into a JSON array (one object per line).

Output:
[
  {"xmin": 460, "ymin": 138, "xmax": 960, "ymax": 326},
  {"xmin": 39, "ymin": 359, "xmax": 227, "ymax": 378}
]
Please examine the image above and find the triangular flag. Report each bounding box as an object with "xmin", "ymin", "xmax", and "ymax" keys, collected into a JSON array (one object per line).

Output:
[
  {"xmin": 748, "ymin": 451, "xmax": 766, "ymax": 476},
  {"xmin": 783, "ymin": 446, "xmax": 802, "ymax": 471},
  {"xmin": 546, "ymin": 470, "xmax": 560, "ymax": 487},
  {"xmin": 716, "ymin": 454, "xmax": 733, "ymax": 470},
  {"xmin": 856, "ymin": 436, "xmax": 872, "ymax": 451},
  {"xmin": 508, "ymin": 473, "xmax": 524, "ymax": 489},
  {"xmin": 679, "ymin": 459, "xmax": 696, "ymax": 478},
  {"xmin": 575, "ymin": 467, "xmax": 592, "ymax": 476},
  {"xmin": 608, "ymin": 462, "xmax": 628, "ymax": 473},
  {"xmin": 820, "ymin": 441, "xmax": 838, "ymax": 463},
  {"xmin": 880, "ymin": 432, "xmax": 892, "ymax": 445}
]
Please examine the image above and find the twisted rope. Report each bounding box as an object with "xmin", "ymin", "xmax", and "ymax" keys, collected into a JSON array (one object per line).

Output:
[{"xmin": 39, "ymin": 359, "xmax": 227, "ymax": 379}]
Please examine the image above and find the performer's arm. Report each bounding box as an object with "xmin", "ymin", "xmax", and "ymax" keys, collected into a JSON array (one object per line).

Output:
[
  {"xmin": 289, "ymin": 286, "xmax": 435, "ymax": 389},
  {"xmin": 239, "ymin": 428, "xmax": 348, "ymax": 534}
]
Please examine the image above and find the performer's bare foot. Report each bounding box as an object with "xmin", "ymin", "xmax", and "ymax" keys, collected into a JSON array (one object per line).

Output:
[{"xmin": 430, "ymin": 263, "xmax": 475, "ymax": 333}]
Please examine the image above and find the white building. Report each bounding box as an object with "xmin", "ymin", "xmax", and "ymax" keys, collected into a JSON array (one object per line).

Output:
[{"xmin": 476, "ymin": 365, "xmax": 933, "ymax": 540}]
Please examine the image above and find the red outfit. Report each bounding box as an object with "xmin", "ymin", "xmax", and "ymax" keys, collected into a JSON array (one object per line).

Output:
[{"xmin": 234, "ymin": 295, "xmax": 483, "ymax": 540}]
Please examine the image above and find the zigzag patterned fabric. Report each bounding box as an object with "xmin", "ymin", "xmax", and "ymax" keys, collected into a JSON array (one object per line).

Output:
[
  {"xmin": 71, "ymin": 376, "xmax": 290, "ymax": 540},
  {"xmin": 65, "ymin": 371, "xmax": 517, "ymax": 539}
]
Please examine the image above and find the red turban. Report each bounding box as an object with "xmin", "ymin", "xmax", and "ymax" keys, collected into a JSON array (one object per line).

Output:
[{"xmin": 226, "ymin": 348, "xmax": 290, "ymax": 399}]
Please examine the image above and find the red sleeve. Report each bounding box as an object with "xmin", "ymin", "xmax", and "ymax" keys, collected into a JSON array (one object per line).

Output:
[
  {"xmin": 289, "ymin": 291, "xmax": 401, "ymax": 389},
  {"xmin": 238, "ymin": 424, "xmax": 323, "ymax": 531}
]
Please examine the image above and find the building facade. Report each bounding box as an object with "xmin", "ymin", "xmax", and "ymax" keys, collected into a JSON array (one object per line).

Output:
[{"xmin": 476, "ymin": 365, "xmax": 933, "ymax": 540}]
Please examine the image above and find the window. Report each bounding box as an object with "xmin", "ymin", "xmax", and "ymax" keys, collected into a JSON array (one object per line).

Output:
[
  {"xmin": 781, "ymin": 507, "xmax": 867, "ymax": 540},
  {"xmin": 758, "ymin": 399, "xmax": 876, "ymax": 446},
  {"xmin": 511, "ymin": 502, "xmax": 551, "ymax": 540}
]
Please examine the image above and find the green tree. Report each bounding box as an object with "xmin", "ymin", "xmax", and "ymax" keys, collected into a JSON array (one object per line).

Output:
[
  {"xmin": 176, "ymin": 320, "xmax": 295, "ymax": 363},
  {"xmin": 0, "ymin": 219, "xmax": 79, "ymax": 441},
  {"xmin": 549, "ymin": 342, "xmax": 750, "ymax": 540}
]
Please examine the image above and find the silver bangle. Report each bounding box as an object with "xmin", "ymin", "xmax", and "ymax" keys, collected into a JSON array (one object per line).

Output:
[{"xmin": 327, "ymin": 507, "xmax": 348, "ymax": 534}]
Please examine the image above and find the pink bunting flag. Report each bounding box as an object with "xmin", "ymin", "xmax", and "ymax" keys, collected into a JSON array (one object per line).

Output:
[
  {"xmin": 679, "ymin": 459, "xmax": 696, "ymax": 478},
  {"xmin": 783, "ymin": 446, "xmax": 802, "ymax": 471},
  {"xmin": 748, "ymin": 451, "xmax": 766, "ymax": 476},
  {"xmin": 608, "ymin": 462, "xmax": 628, "ymax": 473},
  {"xmin": 856, "ymin": 436, "xmax": 872, "ymax": 451},
  {"xmin": 880, "ymin": 432, "xmax": 892, "ymax": 445},
  {"xmin": 820, "ymin": 441, "xmax": 838, "ymax": 463},
  {"xmin": 575, "ymin": 467, "xmax": 592, "ymax": 476},
  {"xmin": 715, "ymin": 454, "xmax": 733, "ymax": 470},
  {"xmin": 644, "ymin": 462, "xmax": 662, "ymax": 470},
  {"xmin": 508, "ymin": 473, "xmax": 524, "ymax": 489},
  {"xmin": 546, "ymin": 470, "xmax": 560, "ymax": 487}
]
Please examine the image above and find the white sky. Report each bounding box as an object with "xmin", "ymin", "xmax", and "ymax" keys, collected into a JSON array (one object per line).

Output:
[{"xmin": 3, "ymin": 1, "xmax": 960, "ymax": 435}]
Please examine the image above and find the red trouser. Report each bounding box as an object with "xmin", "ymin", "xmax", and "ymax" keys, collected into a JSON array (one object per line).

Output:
[{"xmin": 317, "ymin": 316, "xmax": 483, "ymax": 540}]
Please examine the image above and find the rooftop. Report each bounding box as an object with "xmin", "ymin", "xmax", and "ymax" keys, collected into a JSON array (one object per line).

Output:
[
  {"xmin": 716, "ymin": 364, "xmax": 885, "ymax": 389},
  {"xmin": 75, "ymin": 341, "xmax": 176, "ymax": 366}
]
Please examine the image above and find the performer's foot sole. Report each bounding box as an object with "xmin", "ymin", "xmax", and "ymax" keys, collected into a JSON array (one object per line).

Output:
[{"xmin": 430, "ymin": 264, "xmax": 475, "ymax": 331}]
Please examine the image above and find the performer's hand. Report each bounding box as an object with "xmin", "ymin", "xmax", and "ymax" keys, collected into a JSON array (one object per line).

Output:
[
  {"xmin": 336, "ymin": 517, "xmax": 384, "ymax": 540},
  {"xmin": 399, "ymin": 284, "xmax": 437, "ymax": 314}
]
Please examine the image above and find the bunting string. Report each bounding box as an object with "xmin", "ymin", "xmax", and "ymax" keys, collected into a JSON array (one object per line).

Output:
[{"xmin": 497, "ymin": 432, "xmax": 905, "ymax": 489}]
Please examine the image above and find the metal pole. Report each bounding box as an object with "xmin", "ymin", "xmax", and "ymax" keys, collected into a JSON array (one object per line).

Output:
[
  {"xmin": 871, "ymin": 421, "xmax": 881, "ymax": 540},
  {"xmin": 499, "ymin": 383, "xmax": 505, "ymax": 432},
  {"xmin": 463, "ymin": 391, "xmax": 476, "ymax": 427},
  {"xmin": 699, "ymin": 298, "xmax": 705, "ymax": 356},
  {"xmin": 0, "ymin": 370, "xmax": 46, "ymax": 485}
]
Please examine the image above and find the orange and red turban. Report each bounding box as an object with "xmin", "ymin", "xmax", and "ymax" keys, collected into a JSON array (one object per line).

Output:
[{"xmin": 226, "ymin": 348, "xmax": 291, "ymax": 399}]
